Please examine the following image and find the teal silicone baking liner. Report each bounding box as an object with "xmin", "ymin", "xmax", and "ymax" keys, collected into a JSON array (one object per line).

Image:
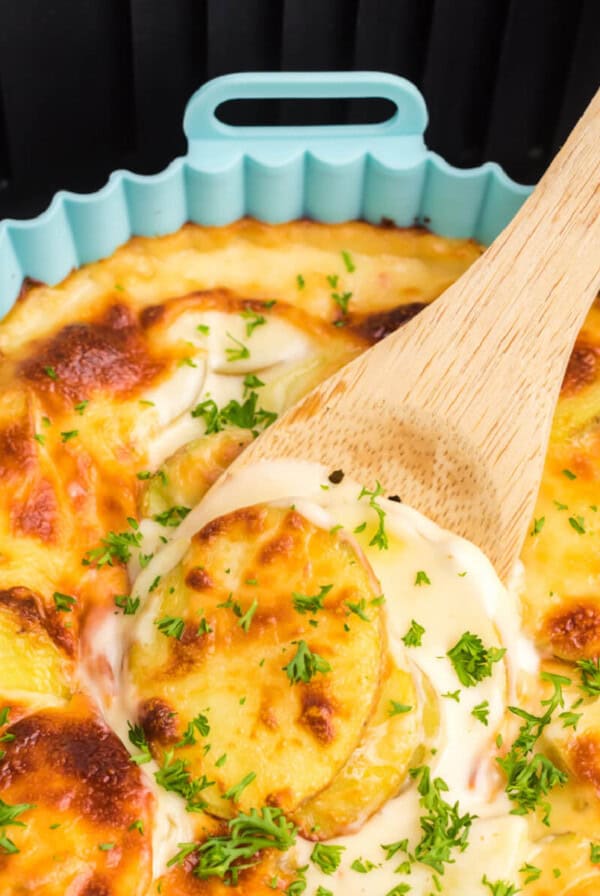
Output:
[{"xmin": 0, "ymin": 71, "xmax": 532, "ymax": 316}]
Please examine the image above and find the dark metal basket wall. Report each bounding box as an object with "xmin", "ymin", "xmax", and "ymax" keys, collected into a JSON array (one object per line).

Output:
[{"xmin": 0, "ymin": 0, "xmax": 598, "ymax": 220}]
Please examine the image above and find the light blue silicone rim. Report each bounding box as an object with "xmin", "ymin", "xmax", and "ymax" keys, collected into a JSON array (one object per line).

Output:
[{"xmin": 0, "ymin": 71, "xmax": 532, "ymax": 316}]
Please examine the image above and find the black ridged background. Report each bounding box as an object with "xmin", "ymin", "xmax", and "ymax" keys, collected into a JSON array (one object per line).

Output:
[{"xmin": 0, "ymin": 0, "xmax": 598, "ymax": 218}]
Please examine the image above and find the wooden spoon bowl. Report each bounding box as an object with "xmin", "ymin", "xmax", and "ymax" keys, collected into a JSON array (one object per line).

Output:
[{"xmin": 223, "ymin": 90, "xmax": 600, "ymax": 580}]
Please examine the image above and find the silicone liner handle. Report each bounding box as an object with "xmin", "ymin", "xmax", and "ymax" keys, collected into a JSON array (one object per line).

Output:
[{"xmin": 183, "ymin": 71, "xmax": 428, "ymax": 143}]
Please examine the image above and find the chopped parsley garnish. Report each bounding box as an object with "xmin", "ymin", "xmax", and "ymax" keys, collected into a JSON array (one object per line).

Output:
[
  {"xmin": 358, "ymin": 481, "xmax": 388, "ymax": 550},
  {"xmin": 441, "ymin": 690, "xmax": 461, "ymax": 702},
  {"xmin": 414, "ymin": 570, "xmax": 431, "ymax": 586},
  {"xmin": 346, "ymin": 598, "xmax": 370, "ymax": 621},
  {"xmin": 409, "ymin": 765, "xmax": 476, "ymax": 873},
  {"xmin": 148, "ymin": 575, "xmax": 161, "ymax": 593},
  {"xmin": 562, "ymin": 468, "xmax": 577, "ymax": 479},
  {"xmin": 0, "ymin": 708, "xmax": 9, "ymax": 726},
  {"xmin": 178, "ymin": 357, "xmax": 197, "ymax": 368},
  {"xmin": 127, "ymin": 722, "xmax": 152, "ymax": 765},
  {"xmin": 43, "ymin": 365, "xmax": 58, "ymax": 380},
  {"xmin": 283, "ymin": 640, "xmax": 331, "ymax": 684},
  {"xmin": 316, "ymin": 888, "xmax": 334, "ymax": 896},
  {"xmin": 83, "ymin": 519, "xmax": 144, "ymax": 567},
  {"xmin": 53, "ymin": 591, "xmax": 76, "ymax": 612},
  {"xmin": 530, "ymin": 516, "xmax": 545, "ymax": 535},
  {"xmin": 497, "ymin": 671, "xmax": 569, "ymax": 824},
  {"xmin": 311, "ymin": 843, "xmax": 345, "ymax": 874},
  {"xmin": 471, "ymin": 700, "xmax": 490, "ymax": 725},
  {"xmin": 332, "ymin": 291, "xmax": 352, "ymax": 315},
  {"xmin": 447, "ymin": 632, "xmax": 505, "ymax": 687},
  {"xmin": 215, "ymin": 753, "xmax": 227, "ymax": 767},
  {"xmin": 591, "ymin": 843, "xmax": 600, "ymax": 863},
  {"xmin": 155, "ymin": 615, "xmax": 185, "ymax": 640},
  {"xmin": 243, "ymin": 373, "xmax": 265, "ymax": 393},
  {"xmin": 326, "ymin": 274, "xmax": 339, "ymax": 289},
  {"xmin": 191, "ymin": 391, "xmax": 277, "ymax": 436},
  {"xmin": 98, "ymin": 842, "xmax": 115, "ymax": 851},
  {"xmin": 554, "ymin": 500, "xmax": 568, "ymax": 511},
  {"xmin": 388, "ymin": 701, "xmax": 412, "ymax": 716},
  {"xmin": 114, "ymin": 593, "xmax": 140, "ymax": 615},
  {"xmin": 568, "ymin": 515, "xmax": 586, "ymax": 534},
  {"xmin": 129, "ymin": 819, "xmax": 144, "ymax": 834},
  {"xmin": 225, "ymin": 332, "xmax": 250, "ymax": 362},
  {"xmin": 519, "ymin": 862, "xmax": 542, "ymax": 883},
  {"xmin": 341, "ymin": 250, "xmax": 355, "ymax": 273},
  {"xmin": 402, "ymin": 619, "xmax": 425, "ymax": 647},
  {"xmin": 60, "ymin": 430, "xmax": 78, "ymax": 442},
  {"xmin": 176, "ymin": 713, "xmax": 210, "ymax": 748},
  {"xmin": 155, "ymin": 750, "xmax": 214, "ymax": 812},
  {"xmin": 292, "ymin": 584, "xmax": 332, "ymax": 615},
  {"xmin": 296, "ymin": 274, "xmax": 305, "ymax": 289},
  {"xmin": 153, "ymin": 505, "xmax": 191, "ymax": 527},
  {"xmin": 136, "ymin": 470, "xmax": 152, "ymax": 480},
  {"xmin": 482, "ymin": 876, "xmax": 519, "ymax": 896},
  {"xmin": 351, "ymin": 858, "xmax": 377, "ymax": 873},
  {"xmin": 167, "ymin": 807, "xmax": 297, "ymax": 883},
  {"xmin": 74, "ymin": 400, "xmax": 89, "ymax": 414},
  {"xmin": 196, "ymin": 323, "xmax": 210, "ymax": 335},
  {"xmin": 238, "ymin": 599, "xmax": 258, "ymax": 633},
  {"xmin": 384, "ymin": 887, "xmax": 411, "ymax": 896},
  {"xmin": 578, "ymin": 657, "xmax": 600, "ymax": 695},
  {"xmin": 197, "ymin": 617, "xmax": 212, "ymax": 635},
  {"xmin": 241, "ymin": 309, "xmax": 267, "ymax": 337},
  {"xmin": 223, "ymin": 772, "xmax": 256, "ymax": 802},
  {"xmin": 34, "ymin": 433, "xmax": 45, "ymax": 445},
  {"xmin": 559, "ymin": 709, "xmax": 582, "ymax": 729}
]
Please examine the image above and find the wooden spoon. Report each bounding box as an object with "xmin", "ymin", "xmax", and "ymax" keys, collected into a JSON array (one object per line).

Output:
[{"xmin": 229, "ymin": 90, "xmax": 600, "ymax": 580}]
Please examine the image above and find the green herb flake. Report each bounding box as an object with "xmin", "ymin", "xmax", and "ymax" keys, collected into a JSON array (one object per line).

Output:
[
  {"xmin": 409, "ymin": 765, "xmax": 475, "ymax": 873},
  {"xmin": 60, "ymin": 430, "xmax": 78, "ymax": 442},
  {"xmin": 283, "ymin": 640, "xmax": 331, "ymax": 685},
  {"xmin": 447, "ymin": 631, "xmax": 506, "ymax": 687},
  {"xmin": 402, "ymin": 619, "xmax": 425, "ymax": 648},
  {"xmin": 176, "ymin": 713, "xmax": 210, "ymax": 748},
  {"xmin": 129, "ymin": 819, "xmax": 144, "ymax": 834},
  {"xmin": 346, "ymin": 598, "xmax": 370, "ymax": 621},
  {"xmin": 239, "ymin": 600, "xmax": 258, "ymax": 633},
  {"xmin": 223, "ymin": 771, "xmax": 256, "ymax": 802},
  {"xmin": 241, "ymin": 309, "xmax": 267, "ymax": 337},
  {"xmin": 196, "ymin": 324, "xmax": 210, "ymax": 335},
  {"xmin": 153, "ymin": 506, "xmax": 191, "ymax": 527},
  {"xmin": 74, "ymin": 400, "xmax": 89, "ymax": 415},
  {"xmin": 155, "ymin": 616, "xmax": 185, "ymax": 640},
  {"xmin": 332, "ymin": 291, "xmax": 352, "ymax": 315},
  {"xmin": 351, "ymin": 858, "xmax": 377, "ymax": 873},
  {"xmin": 471, "ymin": 700, "xmax": 490, "ymax": 725},
  {"xmin": 441, "ymin": 690, "xmax": 461, "ymax": 702},
  {"xmin": 358, "ymin": 481, "xmax": 388, "ymax": 550},
  {"xmin": 43, "ymin": 366, "xmax": 58, "ymax": 381},
  {"xmin": 114, "ymin": 594, "xmax": 140, "ymax": 615},
  {"xmin": 388, "ymin": 701, "xmax": 412, "ymax": 716},
  {"xmin": 591, "ymin": 843, "xmax": 600, "ymax": 863},
  {"xmin": 225, "ymin": 332, "xmax": 250, "ymax": 362},
  {"xmin": 530, "ymin": 516, "xmax": 545, "ymax": 535},
  {"xmin": 481, "ymin": 875, "xmax": 520, "ymax": 896},
  {"xmin": 310, "ymin": 843, "xmax": 345, "ymax": 874},
  {"xmin": 296, "ymin": 274, "xmax": 305, "ymax": 290},
  {"xmin": 341, "ymin": 250, "xmax": 356, "ymax": 273},
  {"xmin": 292, "ymin": 584, "xmax": 332, "ymax": 615},
  {"xmin": 562, "ymin": 468, "xmax": 577, "ymax": 480},
  {"xmin": 53, "ymin": 591, "xmax": 76, "ymax": 612},
  {"xmin": 568, "ymin": 515, "xmax": 586, "ymax": 534},
  {"xmin": 128, "ymin": 721, "xmax": 152, "ymax": 765},
  {"xmin": 578, "ymin": 657, "xmax": 600, "ymax": 696},
  {"xmin": 414, "ymin": 570, "xmax": 431, "ymax": 586},
  {"xmin": 518, "ymin": 862, "xmax": 542, "ymax": 883}
]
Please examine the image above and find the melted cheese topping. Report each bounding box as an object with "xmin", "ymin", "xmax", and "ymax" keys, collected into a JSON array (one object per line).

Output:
[{"xmin": 0, "ymin": 219, "xmax": 598, "ymax": 894}]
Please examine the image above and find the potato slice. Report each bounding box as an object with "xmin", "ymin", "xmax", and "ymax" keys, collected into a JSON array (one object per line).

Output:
[
  {"xmin": 0, "ymin": 595, "xmax": 71, "ymax": 698},
  {"xmin": 140, "ymin": 430, "xmax": 253, "ymax": 518},
  {"xmin": 0, "ymin": 693, "xmax": 153, "ymax": 896},
  {"xmin": 128, "ymin": 503, "xmax": 384, "ymax": 817},
  {"xmin": 292, "ymin": 655, "xmax": 421, "ymax": 839}
]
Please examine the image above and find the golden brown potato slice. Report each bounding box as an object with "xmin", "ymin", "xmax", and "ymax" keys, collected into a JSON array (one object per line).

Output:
[
  {"xmin": 128, "ymin": 503, "xmax": 384, "ymax": 817},
  {"xmin": 0, "ymin": 693, "xmax": 153, "ymax": 896},
  {"xmin": 292, "ymin": 655, "xmax": 421, "ymax": 839},
  {"xmin": 0, "ymin": 589, "xmax": 72, "ymax": 698}
]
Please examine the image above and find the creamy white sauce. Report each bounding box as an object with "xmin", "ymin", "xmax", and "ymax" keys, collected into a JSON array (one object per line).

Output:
[
  {"xmin": 113, "ymin": 460, "xmax": 530, "ymax": 893},
  {"xmin": 81, "ymin": 307, "xmax": 538, "ymax": 894}
]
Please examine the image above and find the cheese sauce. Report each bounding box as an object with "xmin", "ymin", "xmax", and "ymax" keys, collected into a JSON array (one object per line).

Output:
[{"xmin": 104, "ymin": 459, "xmax": 532, "ymax": 894}]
